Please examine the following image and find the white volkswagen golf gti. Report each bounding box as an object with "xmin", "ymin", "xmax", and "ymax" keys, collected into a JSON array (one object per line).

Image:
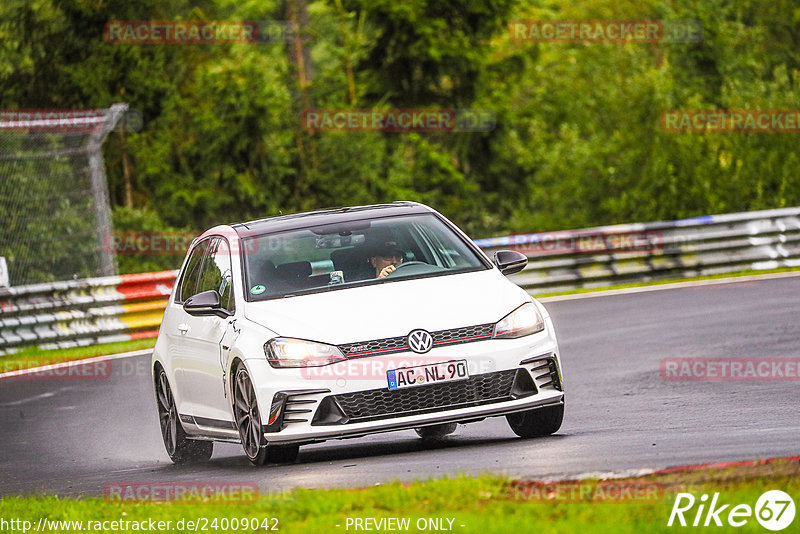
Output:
[{"xmin": 152, "ymin": 202, "xmax": 564, "ymax": 465}]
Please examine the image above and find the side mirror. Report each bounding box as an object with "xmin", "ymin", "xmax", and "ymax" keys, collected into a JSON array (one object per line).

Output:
[
  {"xmin": 183, "ymin": 289, "xmax": 232, "ymax": 318},
  {"xmin": 494, "ymin": 250, "xmax": 528, "ymax": 275}
]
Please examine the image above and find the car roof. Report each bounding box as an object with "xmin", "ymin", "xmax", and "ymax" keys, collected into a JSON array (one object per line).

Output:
[{"xmin": 231, "ymin": 201, "xmax": 434, "ymax": 236}]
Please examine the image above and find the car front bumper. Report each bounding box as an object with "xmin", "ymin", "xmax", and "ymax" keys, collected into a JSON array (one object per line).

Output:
[{"xmin": 244, "ymin": 319, "xmax": 564, "ymax": 444}]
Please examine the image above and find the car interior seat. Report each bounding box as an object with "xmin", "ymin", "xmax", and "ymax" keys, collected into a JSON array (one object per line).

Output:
[
  {"xmin": 248, "ymin": 259, "xmax": 276, "ymax": 288},
  {"xmin": 330, "ymin": 247, "xmax": 374, "ymax": 282}
]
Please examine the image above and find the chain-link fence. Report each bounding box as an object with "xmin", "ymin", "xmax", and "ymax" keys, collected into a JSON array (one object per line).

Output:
[{"xmin": 0, "ymin": 104, "xmax": 128, "ymax": 286}]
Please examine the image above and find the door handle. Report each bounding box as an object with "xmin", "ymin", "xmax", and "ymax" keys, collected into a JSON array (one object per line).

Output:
[{"xmin": 177, "ymin": 323, "xmax": 190, "ymax": 335}]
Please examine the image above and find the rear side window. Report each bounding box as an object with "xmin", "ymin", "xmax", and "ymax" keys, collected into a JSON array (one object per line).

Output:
[{"xmin": 178, "ymin": 238, "xmax": 212, "ymax": 303}]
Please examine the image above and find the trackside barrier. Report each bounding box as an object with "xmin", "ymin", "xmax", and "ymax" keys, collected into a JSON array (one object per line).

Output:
[
  {"xmin": 0, "ymin": 271, "xmax": 177, "ymax": 355},
  {"xmin": 474, "ymin": 206, "xmax": 800, "ymax": 294},
  {"xmin": 2, "ymin": 207, "xmax": 800, "ymax": 354}
]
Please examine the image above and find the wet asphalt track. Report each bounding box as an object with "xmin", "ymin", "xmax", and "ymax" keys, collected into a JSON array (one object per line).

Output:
[{"xmin": 1, "ymin": 275, "xmax": 799, "ymax": 497}]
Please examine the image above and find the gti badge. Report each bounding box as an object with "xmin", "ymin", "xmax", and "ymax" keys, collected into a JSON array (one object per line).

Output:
[{"xmin": 407, "ymin": 329, "xmax": 434, "ymax": 354}]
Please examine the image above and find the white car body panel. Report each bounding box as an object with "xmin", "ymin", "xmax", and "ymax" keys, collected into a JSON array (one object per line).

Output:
[
  {"xmin": 244, "ymin": 269, "xmax": 535, "ymax": 344},
  {"xmin": 151, "ymin": 202, "xmax": 564, "ymax": 457}
]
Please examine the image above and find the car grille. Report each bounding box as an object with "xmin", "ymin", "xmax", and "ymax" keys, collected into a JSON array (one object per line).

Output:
[
  {"xmin": 338, "ymin": 323, "xmax": 494, "ymax": 357},
  {"xmin": 311, "ymin": 368, "xmax": 537, "ymax": 425}
]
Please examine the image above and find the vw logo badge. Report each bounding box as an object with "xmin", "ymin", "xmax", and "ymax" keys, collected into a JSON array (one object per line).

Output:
[{"xmin": 407, "ymin": 329, "xmax": 434, "ymax": 354}]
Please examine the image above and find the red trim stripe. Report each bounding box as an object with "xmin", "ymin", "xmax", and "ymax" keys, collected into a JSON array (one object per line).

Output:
[
  {"xmin": 433, "ymin": 333, "xmax": 493, "ymax": 345},
  {"xmin": 346, "ymin": 346, "xmax": 409, "ymax": 357},
  {"xmin": 346, "ymin": 333, "xmax": 493, "ymax": 357}
]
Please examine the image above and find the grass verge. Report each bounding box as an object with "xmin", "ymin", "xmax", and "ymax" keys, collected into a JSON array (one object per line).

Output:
[
  {"xmin": 0, "ymin": 458, "xmax": 797, "ymax": 533},
  {"xmin": 0, "ymin": 338, "xmax": 156, "ymax": 374}
]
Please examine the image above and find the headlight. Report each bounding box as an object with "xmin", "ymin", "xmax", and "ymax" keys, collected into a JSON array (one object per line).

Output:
[
  {"xmin": 264, "ymin": 338, "xmax": 346, "ymax": 368},
  {"xmin": 493, "ymin": 302, "xmax": 544, "ymax": 339}
]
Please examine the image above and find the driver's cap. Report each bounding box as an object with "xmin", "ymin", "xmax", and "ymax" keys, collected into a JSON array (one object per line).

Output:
[{"xmin": 374, "ymin": 241, "xmax": 404, "ymax": 258}]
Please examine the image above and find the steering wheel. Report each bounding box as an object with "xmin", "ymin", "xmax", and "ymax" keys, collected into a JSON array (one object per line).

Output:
[
  {"xmin": 383, "ymin": 261, "xmax": 427, "ymax": 277},
  {"xmin": 392, "ymin": 261, "xmax": 426, "ymax": 270}
]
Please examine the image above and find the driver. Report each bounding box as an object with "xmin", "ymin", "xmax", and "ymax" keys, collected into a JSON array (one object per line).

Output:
[{"xmin": 369, "ymin": 241, "xmax": 405, "ymax": 278}]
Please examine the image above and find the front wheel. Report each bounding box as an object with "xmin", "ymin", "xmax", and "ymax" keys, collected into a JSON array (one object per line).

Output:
[
  {"xmin": 506, "ymin": 404, "xmax": 564, "ymax": 438},
  {"xmin": 155, "ymin": 368, "xmax": 213, "ymax": 463},
  {"xmin": 233, "ymin": 362, "xmax": 268, "ymax": 465},
  {"xmin": 232, "ymin": 362, "xmax": 301, "ymax": 466}
]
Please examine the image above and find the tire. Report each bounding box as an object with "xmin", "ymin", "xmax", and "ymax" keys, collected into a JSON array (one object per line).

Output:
[
  {"xmin": 232, "ymin": 362, "xmax": 302, "ymax": 466},
  {"xmin": 506, "ymin": 404, "xmax": 564, "ymax": 438},
  {"xmin": 233, "ymin": 362, "xmax": 269, "ymax": 465},
  {"xmin": 155, "ymin": 367, "xmax": 213, "ymax": 463},
  {"xmin": 414, "ymin": 422, "xmax": 457, "ymax": 440}
]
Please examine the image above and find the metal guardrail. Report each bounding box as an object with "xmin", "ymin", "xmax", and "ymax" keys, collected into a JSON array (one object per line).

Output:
[
  {"xmin": 0, "ymin": 271, "xmax": 176, "ymax": 355},
  {"xmin": 474, "ymin": 206, "xmax": 800, "ymax": 294},
  {"xmin": 2, "ymin": 207, "xmax": 799, "ymax": 354}
]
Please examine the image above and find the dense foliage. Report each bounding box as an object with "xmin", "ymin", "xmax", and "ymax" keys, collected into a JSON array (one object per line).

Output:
[{"xmin": 1, "ymin": 0, "xmax": 799, "ymax": 273}]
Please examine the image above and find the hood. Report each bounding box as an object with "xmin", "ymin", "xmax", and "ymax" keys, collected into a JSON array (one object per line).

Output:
[{"xmin": 244, "ymin": 269, "xmax": 530, "ymax": 345}]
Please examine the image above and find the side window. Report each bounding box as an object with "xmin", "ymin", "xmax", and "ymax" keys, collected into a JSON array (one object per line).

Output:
[
  {"xmin": 197, "ymin": 238, "xmax": 236, "ymax": 313},
  {"xmin": 219, "ymin": 241, "xmax": 235, "ymax": 313},
  {"xmin": 178, "ymin": 239, "xmax": 211, "ymax": 303}
]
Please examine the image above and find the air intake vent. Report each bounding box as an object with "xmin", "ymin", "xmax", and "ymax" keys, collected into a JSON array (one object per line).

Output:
[
  {"xmin": 521, "ymin": 353, "xmax": 562, "ymax": 391},
  {"xmin": 264, "ymin": 388, "xmax": 330, "ymax": 432}
]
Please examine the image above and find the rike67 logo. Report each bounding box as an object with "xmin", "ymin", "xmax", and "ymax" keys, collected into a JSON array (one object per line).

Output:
[{"xmin": 668, "ymin": 490, "xmax": 795, "ymax": 531}]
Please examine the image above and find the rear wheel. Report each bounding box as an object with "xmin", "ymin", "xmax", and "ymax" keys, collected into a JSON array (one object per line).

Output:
[
  {"xmin": 506, "ymin": 404, "xmax": 564, "ymax": 438},
  {"xmin": 232, "ymin": 362, "xmax": 301, "ymax": 466},
  {"xmin": 414, "ymin": 422, "xmax": 457, "ymax": 440},
  {"xmin": 155, "ymin": 368, "xmax": 213, "ymax": 463}
]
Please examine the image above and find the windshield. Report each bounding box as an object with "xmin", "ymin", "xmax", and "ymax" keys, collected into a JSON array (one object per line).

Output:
[{"xmin": 242, "ymin": 214, "xmax": 487, "ymax": 300}]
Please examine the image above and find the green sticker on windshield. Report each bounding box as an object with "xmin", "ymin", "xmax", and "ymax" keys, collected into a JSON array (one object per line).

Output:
[{"xmin": 250, "ymin": 285, "xmax": 266, "ymax": 295}]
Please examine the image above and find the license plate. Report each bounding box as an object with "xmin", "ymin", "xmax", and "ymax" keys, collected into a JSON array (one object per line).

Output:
[{"xmin": 387, "ymin": 360, "xmax": 469, "ymax": 390}]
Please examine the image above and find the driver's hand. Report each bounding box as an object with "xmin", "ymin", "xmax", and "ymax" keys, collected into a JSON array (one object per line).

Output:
[{"xmin": 378, "ymin": 265, "xmax": 396, "ymax": 278}]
